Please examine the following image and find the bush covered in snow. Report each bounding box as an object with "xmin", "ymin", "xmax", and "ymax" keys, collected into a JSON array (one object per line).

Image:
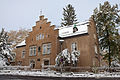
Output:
[
  {"xmin": 0, "ymin": 28, "xmax": 12, "ymax": 66},
  {"xmin": 71, "ymin": 50, "xmax": 80, "ymax": 66},
  {"xmin": 111, "ymin": 56, "xmax": 120, "ymax": 67},
  {"xmin": 55, "ymin": 49, "xmax": 80, "ymax": 67}
]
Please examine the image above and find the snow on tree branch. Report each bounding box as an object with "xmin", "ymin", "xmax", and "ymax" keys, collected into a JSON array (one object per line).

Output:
[
  {"xmin": 55, "ymin": 49, "xmax": 80, "ymax": 67},
  {"xmin": 0, "ymin": 28, "xmax": 12, "ymax": 66}
]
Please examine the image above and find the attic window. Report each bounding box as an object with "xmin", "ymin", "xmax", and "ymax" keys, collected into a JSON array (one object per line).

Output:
[{"xmin": 40, "ymin": 26, "xmax": 42, "ymax": 29}]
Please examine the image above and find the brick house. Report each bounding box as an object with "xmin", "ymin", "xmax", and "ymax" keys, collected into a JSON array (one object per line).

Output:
[
  {"xmin": 59, "ymin": 18, "xmax": 100, "ymax": 67},
  {"xmin": 15, "ymin": 15, "xmax": 100, "ymax": 69},
  {"xmin": 15, "ymin": 40, "xmax": 26, "ymax": 66}
]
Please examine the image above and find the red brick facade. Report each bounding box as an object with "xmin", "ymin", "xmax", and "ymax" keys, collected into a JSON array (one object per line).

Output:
[{"xmin": 15, "ymin": 15, "xmax": 100, "ymax": 69}]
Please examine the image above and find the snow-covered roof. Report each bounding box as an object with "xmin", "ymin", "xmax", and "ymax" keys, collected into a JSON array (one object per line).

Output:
[
  {"xmin": 16, "ymin": 40, "xmax": 26, "ymax": 48},
  {"xmin": 59, "ymin": 21, "xmax": 89, "ymax": 38}
]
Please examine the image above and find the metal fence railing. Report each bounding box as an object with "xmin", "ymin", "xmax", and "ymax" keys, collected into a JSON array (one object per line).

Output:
[
  {"xmin": 42, "ymin": 65, "xmax": 120, "ymax": 72},
  {"xmin": 0, "ymin": 66, "xmax": 30, "ymax": 70},
  {"xmin": 1, "ymin": 65, "xmax": 120, "ymax": 73}
]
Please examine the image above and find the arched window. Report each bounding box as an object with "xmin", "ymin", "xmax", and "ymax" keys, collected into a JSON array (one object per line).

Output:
[{"xmin": 71, "ymin": 42, "xmax": 77, "ymax": 51}]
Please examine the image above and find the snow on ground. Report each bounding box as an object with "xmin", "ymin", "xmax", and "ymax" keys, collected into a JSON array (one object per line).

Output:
[{"xmin": 1, "ymin": 69, "xmax": 120, "ymax": 78}]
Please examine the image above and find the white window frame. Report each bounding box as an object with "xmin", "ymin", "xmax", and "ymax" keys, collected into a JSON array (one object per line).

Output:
[
  {"xmin": 42, "ymin": 43, "xmax": 51, "ymax": 54},
  {"xmin": 39, "ymin": 34, "xmax": 42, "ymax": 40},
  {"xmin": 21, "ymin": 50, "xmax": 25, "ymax": 58},
  {"xmin": 29, "ymin": 47, "xmax": 33, "ymax": 56},
  {"xmin": 42, "ymin": 34, "xmax": 44, "ymax": 39},
  {"xmin": 33, "ymin": 46, "xmax": 36, "ymax": 56},
  {"xmin": 29, "ymin": 46, "xmax": 36, "ymax": 56},
  {"xmin": 36, "ymin": 35, "xmax": 39, "ymax": 40},
  {"xmin": 10, "ymin": 52, "xmax": 16, "ymax": 62},
  {"xmin": 94, "ymin": 45, "xmax": 98, "ymax": 54},
  {"xmin": 71, "ymin": 42, "xmax": 77, "ymax": 51},
  {"xmin": 94, "ymin": 34, "xmax": 96, "ymax": 39},
  {"xmin": 29, "ymin": 59, "xmax": 35, "ymax": 68}
]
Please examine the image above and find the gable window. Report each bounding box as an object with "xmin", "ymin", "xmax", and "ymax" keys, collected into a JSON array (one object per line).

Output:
[
  {"xmin": 39, "ymin": 34, "xmax": 42, "ymax": 40},
  {"xmin": 42, "ymin": 34, "xmax": 44, "ymax": 39},
  {"xmin": 29, "ymin": 46, "xmax": 36, "ymax": 56},
  {"xmin": 36, "ymin": 35, "xmax": 39, "ymax": 41},
  {"xmin": 42, "ymin": 43, "xmax": 51, "ymax": 54},
  {"xmin": 22, "ymin": 50, "xmax": 25, "ymax": 58},
  {"xmin": 71, "ymin": 42, "xmax": 77, "ymax": 51}
]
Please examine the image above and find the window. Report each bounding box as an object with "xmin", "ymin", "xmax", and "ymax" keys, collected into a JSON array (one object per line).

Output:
[
  {"xmin": 42, "ymin": 34, "xmax": 44, "ymax": 39},
  {"xmin": 71, "ymin": 42, "xmax": 77, "ymax": 51},
  {"xmin": 29, "ymin": 47, "xmax": 33, "ymax": 56},
  {"xmin": 29, "ymin": 59, "xmax": 35, "ymax": 68},
  {"xmin": 32, "ymin": 38, "xmax": 33, "ymax": 41},
  {"xmin": 29, "ymin": 46, "xmax": 36, "ymax": 56},
  {"xmin": 94, "ymin": 45, "xmax": 98, "ymax": 54},
  {"xmin": 40, "ymin": 26, "xmax": 42, "ymax": 29},
  {"xmin": 42, "ymin": 43, "xmax": 51, "ymax": 54},
  {"xmin": 10, "ymin": 52, "xmax": 16, "ymax": 62},
  {"xmin": 48, "ymin": 35, "xmax": 50, "ymax": 38},
  {"xmin": 38, "ymin": 46, "xmax": 41, "ymax": 52},
  {"xmin": 94, "ymin": 34, "xmax": 96, "ymax": 39},
  {"xmin": 36, "ymin": 35, "xmax": 39, "ymax": 40},
  {"xmin": 47, "ymin": 43, "xmax": 51, "ymax": 54},
  {"xmin": 33, "ymin": 46, "xmax": 36, "ymax": 56},
  {"xmin": 22, "ymin": 50, "xmax": 25, "ymax": 58},
  {"xmin": 44, "ymin": 59, "xmax": 50, "ymax": 65},
  {"xmin": 43, "ymin": 44, "xmax": 47, "ymax": 54},
  {"xmin": 39, "ymin": 34, "xmax": 42, "ymax": 40}
]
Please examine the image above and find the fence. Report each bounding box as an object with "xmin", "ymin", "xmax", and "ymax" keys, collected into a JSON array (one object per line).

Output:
[
  {"xmin": 1, "ymin": 65, "xmax": 120, "ymax": 73},
  {"xmin": 0, "ymin": 66, "xmax": 30, "ymax": 70},
  {"xmin": 42, "ymin": 65, "xmax": 120, "ymax": 73}
]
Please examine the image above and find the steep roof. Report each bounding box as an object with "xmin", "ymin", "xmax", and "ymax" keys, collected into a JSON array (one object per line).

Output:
[{"xmin": 16, "ymin": 40, "xmax": 26, "ymax": 48}]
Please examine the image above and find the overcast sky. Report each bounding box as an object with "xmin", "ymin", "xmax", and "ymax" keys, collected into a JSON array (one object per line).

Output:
[{"xmin": 0, "ymin": 0, "xmax": 119, "ymax": 31}]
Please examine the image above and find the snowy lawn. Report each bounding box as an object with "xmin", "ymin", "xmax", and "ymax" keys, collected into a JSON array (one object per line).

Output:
[{"xmin": 1, "ymin": 70, "xmax": 120, "ymax": 78}]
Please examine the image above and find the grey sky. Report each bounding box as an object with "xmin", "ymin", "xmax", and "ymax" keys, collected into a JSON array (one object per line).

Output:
[{"xmin": 0, "ymin": 0, "xmax": 119, "ymax": 31}]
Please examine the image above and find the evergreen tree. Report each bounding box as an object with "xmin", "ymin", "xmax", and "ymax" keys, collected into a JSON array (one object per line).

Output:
[
  {"xmin": 0, "ymin": 28, "xmax": 12, "ymax": 66},
  {"xmin": 61, "ymin": 4, "xmax": 78, "ymax": 27},
  {"xmin": 93, "ymin": 1, "xmax": 120, "ymax": 67}
]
